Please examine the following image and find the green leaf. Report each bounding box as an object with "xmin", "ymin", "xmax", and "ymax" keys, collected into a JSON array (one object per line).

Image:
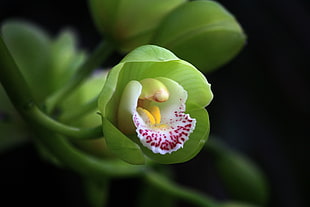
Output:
[
  {"xmin": 1, "ymin": 20, "xmax": 87, "ymax": 103},
  {"xmin": 0, "ymin": 122, "xmax": 28, "ymax": 153},
  {"xmin": 152, "ymin": 0, "xmax": 246, "ymax": 73},
  {"xmin": 208, "ymin": 139, "xmax": 269, "ymax": 205},
  {"xmin": 0, "ymin": 84, "xmax": 28, "ymax": 153},
  {"xmin": 1, "ymin": 20, "xmax": 52, "ymax": 101},
  {"xmin": 101, "ymin": 117, "xmax": 145, "ymax": 165}
]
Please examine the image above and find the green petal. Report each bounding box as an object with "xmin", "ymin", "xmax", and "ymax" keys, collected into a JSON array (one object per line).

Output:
[
  {"xmin": 98, "ymin": 63, "xmax": 124, "ymax": 115},
  {"xmin": 99, "ymin": 45, "xmax": 212, "ymax": 119},
  {"xmin": 102, "ymin": 117, "xmax": 145, "ymax": 165},
  {"xmin": 117, "ymin": 80, "xmax": 142, "ymax": 134},
  {"xmin": 102, "ymin": 60, "xmax": 212, "ymax": 123},
  {"xmin": 120, "ymin": 45, "xmax": 179, "ymax": 63},
  {"xmin": 138, "ymin": 108, "xmax": 210, "ymax": 164}
]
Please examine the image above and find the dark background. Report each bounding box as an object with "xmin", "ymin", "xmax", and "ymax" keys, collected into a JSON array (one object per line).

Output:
[{"xmin": 0, "ymin": 0, "xmax": 309, "ymax": 206}]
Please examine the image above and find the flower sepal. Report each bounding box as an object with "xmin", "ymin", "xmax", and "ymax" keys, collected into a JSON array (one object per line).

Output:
[{"xmin": 102, "ymin": 116, "xmax": 145, "ymax": 165}]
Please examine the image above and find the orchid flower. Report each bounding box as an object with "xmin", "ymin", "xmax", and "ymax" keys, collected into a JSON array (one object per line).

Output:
[{"xmin": 98, "ymin": 45, "xmax": 213, "ymax": 164}]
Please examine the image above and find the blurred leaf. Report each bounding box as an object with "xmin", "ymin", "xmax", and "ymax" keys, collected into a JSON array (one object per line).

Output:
[
  {"xmin": 0, "ymin": 122, "xmax": 28, "ymax": 153},
  {"xmin": 50, "ymin": 29, "xmax": 86, "ymax": 91},
  {"xmin": 1, "ymin": 20, "xmax": 87, "ymax": 102},
  {"xmin": 1, "ymin": 19, "xmax": 52, "ymax": 102},
  {"xmin": 137, "ymin": 181, "xmax": 177, "ymax": 207},
  {"xmin": 207, "ymin": 139, "xmax": 269, "ymax": 205},
  {"xmin": 219, "ymin": 201, "xmax": 258, "ymax": 207},
  {"xmin": 60, "ymin": 70, "xmax": 107, "ymax": 126},
  {"xmin": 137, "ymin": 167, "xmax": 177, "ymax": 207},
  {"xmin": 84, "ymin": 178, "xmax": 109, "ymax": 207},
  {"xmin": 0, "ymin": 84, "xmax": 28, "ymax": 153}
]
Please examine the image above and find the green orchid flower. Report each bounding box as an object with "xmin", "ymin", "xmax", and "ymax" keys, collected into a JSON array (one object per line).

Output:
[{"xmin": 98, "ymin": 45, "xmax": 213, "ymax": 164}]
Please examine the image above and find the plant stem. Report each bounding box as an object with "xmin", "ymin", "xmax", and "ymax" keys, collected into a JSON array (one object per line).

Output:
[
  {"xmin": 28, "ymin": 105, "xmax": 103, "ymax": 139},
  {"xmin": 0, "ymin": 36, "xmax": 101, "ymax": 139},
  {"xmin": 84, "ymin": 178, "xmax": 109, "ymax": 207},
  {"xmin": 145, "ymin": 171, "xmax": 219, "ymax": 207},
  {"xmin": 35, "ymin": 128, "xmax": 145, "ymax": 179},
  {"xmin": 45, "ymin": 40, "xmax": 114, "ymax": 112}
]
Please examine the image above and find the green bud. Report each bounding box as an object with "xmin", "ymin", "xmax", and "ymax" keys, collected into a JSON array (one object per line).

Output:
[
  {"xmin": 88, "ymin": 0, "xmax": 186, "ymax": 52},
  {"xmin": 152, "ymin": 0, "xmax": 246, "ymax": 73}
]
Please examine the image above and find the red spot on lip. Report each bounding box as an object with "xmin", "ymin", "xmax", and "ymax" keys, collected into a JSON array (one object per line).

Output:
[{"xmin": 134, "ymin": 104, "xmax": 196, "ymax": 154}]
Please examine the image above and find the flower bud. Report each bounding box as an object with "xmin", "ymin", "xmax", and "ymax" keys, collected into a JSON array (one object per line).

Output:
[
  {"xmin": 88, "ymin": 0, "xmax": 186, "ymax": 52},
  {"xmin": 152, "ymin": 0, "xmax": 246, "ymax": 73}
]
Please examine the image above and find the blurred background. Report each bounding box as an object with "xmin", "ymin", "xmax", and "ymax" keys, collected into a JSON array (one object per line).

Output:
[{"xmin": 0, "ymin": 0, "xmax": 309, "ymax": 206}]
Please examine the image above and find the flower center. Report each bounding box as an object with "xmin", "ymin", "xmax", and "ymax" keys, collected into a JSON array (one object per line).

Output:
[{"xmin": 135, "ymin": 78, "xmax": 171, "ymax": 128}]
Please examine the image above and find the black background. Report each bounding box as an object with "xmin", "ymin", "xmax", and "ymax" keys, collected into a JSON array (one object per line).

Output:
[{"xmin": 0, "ymin": 0, "xmax": 309, "ymax": 206}]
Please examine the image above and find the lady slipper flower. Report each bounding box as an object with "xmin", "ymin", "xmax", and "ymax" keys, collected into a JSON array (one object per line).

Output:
[{"xmin": 98, "ymin": 45, "xmax": 213, "ymax": 164}]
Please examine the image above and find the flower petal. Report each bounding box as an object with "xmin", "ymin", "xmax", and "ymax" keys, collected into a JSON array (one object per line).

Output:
[
  {"xmin": 133, "ymin": 109, "xmax": 196, "ymax": 154},
  {"xmin": 102, "ymin": 117, "xmax": 145, "ymax": 165},
  {"xmin": 133, "ymin": 77, "xmax": 196, "ymax": 154},
  {"xmin": 118, "ymin": 80, "xmax": 142, "ymax": 134},
  {"xmin": 138, "ymin": 108, "xmax": 210, "ymax": 164}
]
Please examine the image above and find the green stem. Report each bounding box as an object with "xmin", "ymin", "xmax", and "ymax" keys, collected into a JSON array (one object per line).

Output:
[
  {"xmin": 36, "ymin": 129, "xmax": 145, "ymax": 179},
  {"xmin": 145, "ymin": 171, "xmax": 218, "ymax": 207},
  {"xmin": 0, "ymin": 35, "xmax": 102, "ymax": 139},
  {"xmin": 45, "ymin": 40, "xmax": 114, "ymax": 112},
  {"xmin": 84, "ymin": 178, "xmax": 109, "ymax": 207},
  {"xmin": 28, "ymin": 105, "xmax": 102, "ymax": 139}
]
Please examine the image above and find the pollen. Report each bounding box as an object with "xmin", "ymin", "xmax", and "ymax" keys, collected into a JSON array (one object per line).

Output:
[
  {"xmin": 137, "ymin": 107, "xmax": 156, "ymax": 125},
  {"xmin": 149, "ymin": 106, "xmax": 161, "ymax": 124},
  {"xmin": 137, "ymin": 105, "xmax": 162, "ymax": 125}
]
